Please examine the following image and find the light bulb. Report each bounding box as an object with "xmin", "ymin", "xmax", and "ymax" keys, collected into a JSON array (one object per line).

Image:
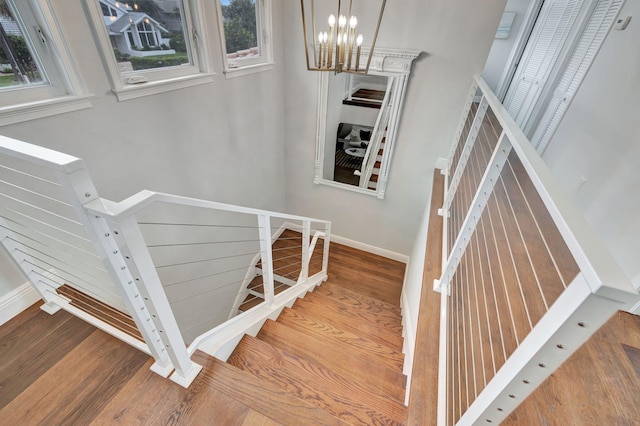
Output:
[
  {"xmin": 318, "ymin": 32, "xmax": 323, "ymax": 43},
  {"xmin": 323, "ymin": 32, "xmax": 328, "ymax": 42},
  {"xmin": 328, "ymin": 14, "xmax": 335, "ymax": 26},
  {"xmin": 338, "ymin": 15, "xmax": 347, "ymax": 28},
  {"xmin": 350, "ymin": 16, "xmax": 357, "ymax": 28},
  {"xmin": 356, "ymin": 34, "xmax": 363, "ymax": 46}
]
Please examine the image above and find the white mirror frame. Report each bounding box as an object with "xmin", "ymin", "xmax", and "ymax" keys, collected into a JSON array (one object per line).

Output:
[{"xmin": 314, "ymin": 48, "xmax": 420, "ymax": 199}]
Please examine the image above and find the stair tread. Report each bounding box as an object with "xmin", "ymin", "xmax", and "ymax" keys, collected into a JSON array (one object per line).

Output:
[
  {"xmin": 307, "ymin": 287, "xmax": 403, "ymax": 326},
  {"xmin": 229, "ymin": 336, "xmax": 406, "ymax": 426},
  {"xmin": 316, "ymin": 282, "xmax": 402, "ymax": 315},
  {"xmin": 276, "ymin": 307, "xmax": 404, "ymax": 371},
  {"xmin": 258, "ymin": 319, "xmax": 406, "ymax": 402},
  {"xmin": 257, "ymin": 229, "xmax": 325, "ymax": 279},
  {"xmin": 192, "ymin": 350, "xmax": 344, "ymax": 426},
  {"xmin": 248, "ymin": 278, "xmax": 290, "ymax": 295},
  {"xmin": 291, "ymin": 297, "xmax": 403, "ymax": 351},
  {"xmin": 56, "ymin": 284, "xmax": 143, "ymax": 341},
  {"xmin": 302, "ymin": 290, "xmax": 403, "ymax": 331},
  {"xmin": 238, "ymin": 295, "xmax": 264, "ymax": 312}
]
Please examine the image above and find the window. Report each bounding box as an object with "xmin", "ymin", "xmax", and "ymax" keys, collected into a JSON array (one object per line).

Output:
[
  {"xmin": 86, "ymin": 0, "xmax": 213, "ymax": 101},
  {"xmin": 217, "ymin": 0, "xmax": 273, "ymax": 77},
  {"xmin": 0, "ymin": 0, "xmax": 91, "ymax": 126},
  {"xmin": 100, "ymin": 3, "xmax": 118, "ymax": 17}
]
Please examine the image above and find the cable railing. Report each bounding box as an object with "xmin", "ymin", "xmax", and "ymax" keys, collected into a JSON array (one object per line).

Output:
[
  {"xmin": 434, "ymin": 76, "xmax": 637, "ymax": 425},
  {"xmin": 0, "ymin": 134, "xmax": 331, "ymax": 389}
]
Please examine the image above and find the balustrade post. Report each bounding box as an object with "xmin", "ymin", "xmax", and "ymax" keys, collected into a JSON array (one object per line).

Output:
[
  {"xmin": 258, "ymin": 215, "xmax": 275, "ymax": 306},
  {"xmin": 441, "ymin": 96, "xmax": 489, "ymax": 215},
  {"xmin": 87, "ymin": 211, "xmax": 202, "ymax": 387},
  {"xmin": 322, "ymin": 222, "xmax": 331, "ymax": 278},
  {"xmin": 435, "ymin": 133, "xmax": 511, "ymax": 293},
  {"xmin": 300, "ymin": 220, "xmax": 310, "ymax": 283}
]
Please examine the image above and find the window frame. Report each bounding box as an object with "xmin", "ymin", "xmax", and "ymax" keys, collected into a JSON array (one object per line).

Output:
[
  {"xmin": 216, "ymin": 0, "xmax": 273, "ymax": 78},
  {"xmin": 0, "ymin": 0, "xmax": 92, "ymax": 126},
  {"xmin": 85, "ymin": 0, "xmax": 214, "ymax": 101}
]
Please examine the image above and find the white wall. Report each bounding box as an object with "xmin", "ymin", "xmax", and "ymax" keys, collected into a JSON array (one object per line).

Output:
[
  {"xmin": 283, "ymin": 0, "xmax": 507, "ymax": 256},
  {"xmin": 0, "ymin": 248, "xmax": 26, "ymax": 294},
  {"xmin": 481, "ymin": 0, "xmax": 531, "ymax": 93},
  {"xmin": 542, "ymin": 1, "xmax": 640, "ymax": 290},
  {"xmin": 0, "ymin": 1, "xmax": 287, "ymax": 297}
]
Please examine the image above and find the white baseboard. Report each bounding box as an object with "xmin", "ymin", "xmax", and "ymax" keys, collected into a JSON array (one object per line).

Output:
[
  {"xmin": 0, "ymin": 282, "xmax": 40, "ymax": 326},
  {"xmin": 330, "ymin": 234, "xmax": 409, "ymax": 263},
  {"xmin": 401, "ymin": 288, "xmax": 415, "ymax": 406}
]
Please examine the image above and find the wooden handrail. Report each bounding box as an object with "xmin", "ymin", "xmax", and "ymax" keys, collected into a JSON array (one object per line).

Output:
[{"xmin": 406, "ymin": 170, "xmax": 445, "ymax": 425}]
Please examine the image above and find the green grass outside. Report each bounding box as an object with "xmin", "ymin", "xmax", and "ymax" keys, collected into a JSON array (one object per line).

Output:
[{"xmin": 0, "ymin": 74, "xmax": 17, "ymax": 88}]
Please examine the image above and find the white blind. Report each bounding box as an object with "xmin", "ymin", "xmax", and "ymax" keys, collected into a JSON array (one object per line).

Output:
[
  {"xmin": 503, "ymin": 0, "xmax": 584, "ymax": 127},
  {"xmin": 531, "ymin": 0, "xmax": 624, "ymax": 152}
]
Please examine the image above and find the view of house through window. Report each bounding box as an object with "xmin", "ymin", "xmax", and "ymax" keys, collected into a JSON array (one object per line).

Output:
[
  {"xmin": 220, "ymin": 0, "xmax": 261, "ymax": 60},
  {"xmin": 0, "ymin": 1, "xmax": 46, "ymax": 90},
  {"xmin": 96, "ymin": 0, "xmax": 192, "ymax": 72}
]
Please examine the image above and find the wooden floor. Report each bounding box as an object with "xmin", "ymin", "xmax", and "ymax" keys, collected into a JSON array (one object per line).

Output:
[{"xmin": 0, "ymin": 239, "xmax": 407, "ymax": 425}]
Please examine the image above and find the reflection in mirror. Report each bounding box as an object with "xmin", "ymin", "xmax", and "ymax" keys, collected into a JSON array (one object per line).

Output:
[
  {"xmin": 323, "ymin": 73, "xmax": 388, "ymax": 187},
  {"xmin": 314, "ymin": 48, "xmax": 421, "ymax": 199}
]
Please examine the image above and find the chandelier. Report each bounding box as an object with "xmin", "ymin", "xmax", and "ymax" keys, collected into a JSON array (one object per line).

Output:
[{"xmin": 300, "ymin": 0, "xmax": 387, "ymax": 75}]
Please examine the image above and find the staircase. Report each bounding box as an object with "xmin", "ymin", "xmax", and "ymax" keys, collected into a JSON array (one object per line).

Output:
[
  {"xmin": 196, "ymin": 241, "xmax": 408, "ymax": 425},
  {"xmin": 368, "ymin": 135, "xmax": 386, "ymax": 190},
  {"xmin": 238, "ymin": 229, "xmax": 324, "ymax": 313}
]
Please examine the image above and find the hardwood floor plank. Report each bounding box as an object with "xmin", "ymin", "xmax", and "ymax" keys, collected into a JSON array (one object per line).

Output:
[
  {"xmin": 0, "ymin": 328, "xmax": 148, "ymax": 424},
  {"xmin": 229, "ymin": 336, "xmax": 406, "ymax": 426},
  {"xmin": 0, "ymin": 302, "xmax": 72, "ymax": 366},
  {"xmin": 0, "ymin": 309, "xmax": 96, "ymax": 410},
  {"xmin": 0, "ymin": 301, "xmax": 43, "ymax": 341},
  {"xmin": 304, "ymin": 289, "xmax": 403, "ymax": 332},
  {"xmin": 314, "ymin": 282, "xmax": 402, "ymax": 315},
  {"xmin": 503, "ymin": 312, "xmax": 640, "ymax": 425},
  {"xmin": 277, "ymin": 307, "xmax": 404, "ymax": 371},
  {"xmin": 242, "ymin": 409, "xmax": 283, "ymax": 426},
  {"xmin": 192, "ymin": 351, "xmax": 346, "ymax": 426},
  {"xmin": 91, "ymin": 358, "xmax": 191, "ymax": 425},
  {"xmin": 291, "ymin": 297, "xmax": 403, "ymax": 351},
  {"xmin": 258, "ymin": 319, "xmax": 406, "ymax": 402}
]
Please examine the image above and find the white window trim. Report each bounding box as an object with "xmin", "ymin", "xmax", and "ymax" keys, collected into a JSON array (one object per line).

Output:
[
  {"xmin": 216, "ymin": 0, "xmax": 274, "ymax": 79},
  {"xmin": 84, "ymin": 0, "xmax": 215, "ymax": 101},
  {"xmin": 0, "ymin": 0, "xmax": 93, "ymax": 127}
]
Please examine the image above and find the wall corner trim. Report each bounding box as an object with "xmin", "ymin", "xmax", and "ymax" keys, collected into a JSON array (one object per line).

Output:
[
  {"xmin": 435, "ymin": 157, "xmax": 448, "ymax": 171},
  {"xmin": 0, "ymin": 282, "xmax": 40, "ymax": 326}
]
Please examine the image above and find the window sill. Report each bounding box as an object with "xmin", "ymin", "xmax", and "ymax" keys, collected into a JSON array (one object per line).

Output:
[
  {"xmin": 223, "ymin": 62, "xmax": 274, "ymax": 79},
  {"xmin": 0, "ymin": 94, "xmax": 94, "ymax": 127},
  {"xmin": 113, "ymin": 72, "xmax": 216, "ymax": 101}
]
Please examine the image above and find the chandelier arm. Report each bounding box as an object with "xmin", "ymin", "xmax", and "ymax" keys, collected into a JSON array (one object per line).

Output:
[
  {"xmin": 300, "ymin": 0, "xmax": 311, "ymax": 70},
  {"xmin": 364, "ymin": 0, "xmax": 386, "ymax": 74}
]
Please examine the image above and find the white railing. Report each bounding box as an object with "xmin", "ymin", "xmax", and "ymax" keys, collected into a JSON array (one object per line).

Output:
[
  {"xmin": 0, "ymin": 135, "xmax": 330, "ymax": 388},
  {"xmin": 434, "ymin": 76, "xmax": 637, "ymax": 425}
]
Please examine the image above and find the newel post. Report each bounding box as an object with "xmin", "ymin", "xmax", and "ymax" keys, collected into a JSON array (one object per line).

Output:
[
  {"xmin": 87, "ymin": 208, "xmax": 202, "ymax": 388},
  {"xmin": 258, "ymin": 215, "xmax": 275, "ymax": 306},
  {"xmin": 299, "ymin": 220, "xmax": 311, "ymax": 284}
]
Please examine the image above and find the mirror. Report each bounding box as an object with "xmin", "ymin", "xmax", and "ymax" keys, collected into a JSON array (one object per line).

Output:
[{"xmin": 314, "ymin": 48, "xmax": 420, "ymax": 199}]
